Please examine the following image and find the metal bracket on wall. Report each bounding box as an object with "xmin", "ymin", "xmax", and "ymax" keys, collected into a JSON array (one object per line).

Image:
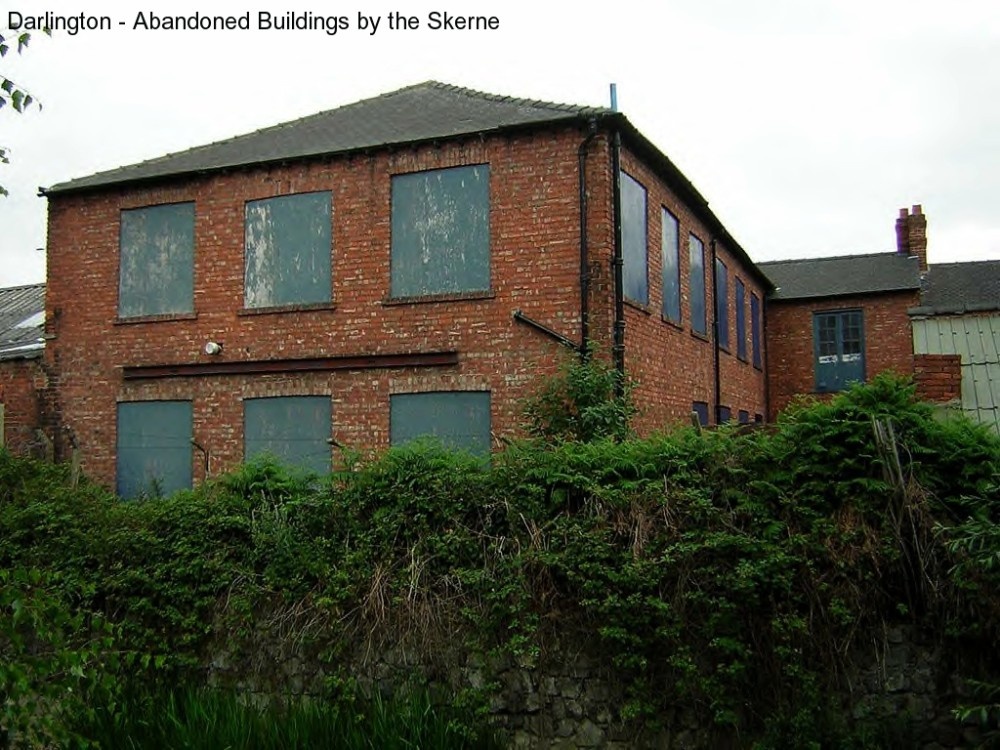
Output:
[{"xmin": 513, "ymin": 310, "xmax": 581, "ymax": 352}]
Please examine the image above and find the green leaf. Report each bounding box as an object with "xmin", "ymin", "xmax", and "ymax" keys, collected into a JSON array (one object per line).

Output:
[
  {"xmin": 0, "ymin": 44, "xmax": 8, "ymax": 57},
  {"xmin": 1, "ymin": 79, "xmax": 13, "ymax": 94}
]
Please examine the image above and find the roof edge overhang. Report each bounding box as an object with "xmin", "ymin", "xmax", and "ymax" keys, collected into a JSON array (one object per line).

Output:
[
  {"xmin": 909, "ymin": 303, "xmax": 1000, "ymax": 318},
  {"xmin": 769, "ymin": 286, "xmax": 922, "ymax": 303}
]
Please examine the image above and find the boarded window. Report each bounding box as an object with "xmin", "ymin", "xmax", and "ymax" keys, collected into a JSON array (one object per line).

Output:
[
  {"xmin": 690, "ymin": 235, "xmax": 706, "ymax": 335},
  {"xmin": 116, "ymin": 401, "xmax": 192, "ymax": 499},
  {"xmin": 245, "ymin": 192, "xmax": 332, "ymax": 308},
  {"xmin": 718, "ymin": 405, "xmax": 732, "ymax": 424},
  {"xmin": 735, "ymin": 278, "xmax": 747, "ymax": 361},
  {"xmin": 738, "ymin": 410, "xmax": 750, "ymax": 424},
  {"xmin": 244, "ymin": 396, "xmax": 331, "ymax": 475},
  {"xmin": 620, "ymin": 172, "xmax": 648, "ymax": 305},
  {"xmin": 390, "ymin": 391, "xmax": 491, "ymax": 456},
  {"xmin": 715, "ymin": 258, "xmax": 729, "ymax": 350},
  {"xmin": 661, "ymin": 208, "xmax": 680, "ymax": 322},
  {"xmin": 391, "ymin": 165, "xmax": 490, "ymax": 297},
  {"xmin": 119, "ymin": 203, "xmax": 195, "ymax": 318},
  {"xmin": 692, "ymin": 401, "xmax": 709, "ymax": 427},
  {"xmin": 751, "ymin": 293, "xmax": 762, "ymax": 368},
  {"xmin": 814, "ymin": 310, "xmax": 865, "ymax": 393}
]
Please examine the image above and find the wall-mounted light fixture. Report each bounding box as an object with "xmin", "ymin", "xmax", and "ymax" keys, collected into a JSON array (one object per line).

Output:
[{"xmin": 204, "ymin": 341, "xmax": 223, "ymax": 356}]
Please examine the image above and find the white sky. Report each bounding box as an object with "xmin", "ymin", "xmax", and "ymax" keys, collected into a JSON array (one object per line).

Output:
[{"xmin": 1, "ymin": 0, "xmax": 999, "ymax": 287}]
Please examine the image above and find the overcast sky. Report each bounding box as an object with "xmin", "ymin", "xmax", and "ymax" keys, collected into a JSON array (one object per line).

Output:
[{"xmin": 1, "ymin": 0, "xmax": 998, "ymax": 287}]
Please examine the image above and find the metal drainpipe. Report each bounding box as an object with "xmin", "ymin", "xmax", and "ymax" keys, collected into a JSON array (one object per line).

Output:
[
  {"xmin": 611, "ymin": 129, "xmax": 625, "ymax": 395},
  {"xmin": 762, "ymin": 294, "xmax": 770, "ymax": 421},
  {"xmin": 711, "ymin": 238, "xmax": 722, "ymax": 424},
  {"xmin": 578, "ymin": 120, "xmax": 598, "ymax": 360}
]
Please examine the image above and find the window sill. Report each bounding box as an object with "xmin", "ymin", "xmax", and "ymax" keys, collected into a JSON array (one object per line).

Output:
[
  {"xmin": 737, "ymin": 354, "xmax": 749, "ymax": 364},
  {"xmin": 624, "ymin": 299, "xmax": 652, "ymax": 315},
  {"xmin": 718, "ymin": 344, "xmax": 731, "ymax": 354},
  {"xmin": 691, "ymin": 330, "xmax": 710, "ymax": 343},
  {"xmin": 383, "ymin": 290, "xmax": 495, "ymax": 306},
  {"xmin": 239, "ymin": 302, "xmax": 336, "ymax": 317},
  {"xmin": 115, "ymin": 312, "xmax": 197, "ymax": 326},
  {"xmin": 660, "ymin": 315, "xmax": 684, "ymax": 332}
]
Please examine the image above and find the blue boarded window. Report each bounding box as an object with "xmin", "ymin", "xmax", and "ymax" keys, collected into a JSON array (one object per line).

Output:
[
  {"xmin": 244, "ymin": 396, "xmax": 331, "ymax": 475},
  {"xmin": 814, "ymin": 310, "xmax": 865, "ymax": 393},
  {"xmin": 245, "ymin": 192, "xmax": 332, "ymax": 308},
  {"xmin": 718, "ymin": 405, "xmax": 732, "ymax": 424},
  {"xmin": 661, "ymin": 207, "xmax": 680, "ymax": 322},
  {"xmin": 119, "ymin": 203, "xmax": 195, "ymax": 318},
  {"xmin": 750, "ymin": 293, "xmax": 762, "ymax": 368},
  {"xmin": 391, "ymin": 165, "xmax": 490, "ymax": 298},
  {"xmin": 116, "ymin": 401, "xmax": 192, "ymax": 499},
  {"xmin": 692, "ymin": 401, "xmax": 709, "ymax": 427},
  {"xmin": 620, "ymin": 171, "xmax": 648, "ymax": 305},
  {"xmin": 390, "ymin": 391, "xmax": 491, "ymax": 456},
  {"xmin": 738, "ymin": 410, "xmax": 750, "ymax": 424},
  {"xmin": 715, "ymin": 258, "xmax": 729, "ymax": 350},
  {"xmin": 689, "ymin": 235, "xmax": 706, "ymax": 335},
  {"xmin": 735, "ymin": 278, "xmax": 747, "ymax": 361}
]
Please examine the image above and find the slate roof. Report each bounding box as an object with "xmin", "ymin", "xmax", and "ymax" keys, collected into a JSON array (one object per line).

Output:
[
  {"xmin": 759, "ymin": 252, "xmax": 921, "ymax": 301},
  {"xmin": 910, "ymin": 260, "xmax": 1000, "ymax": 316},
  {"xmin": 44, "ymin": 82, "xmax": 613, "ymax": 194},
  {"xmin": 0, "ymin": 283, "xmax": 45, "ymax": 361}
]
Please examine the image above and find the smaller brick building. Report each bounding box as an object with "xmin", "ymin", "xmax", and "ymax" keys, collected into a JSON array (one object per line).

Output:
[
  {"xmin": 760, "ymin": 207, "xmax": 926, "ymax": 418},
  {"xmin": 0, "ymin": 282, "xmax": 47, "ymax": 456}
]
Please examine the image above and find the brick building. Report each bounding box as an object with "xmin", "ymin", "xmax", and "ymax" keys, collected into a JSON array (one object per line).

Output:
[
  {"xmin": 42, "ymin": 82, "xmax": 770, "ymax": 496},
  {"xmin": 0, "ymin": 282, "xmax": 47, "ymax": 456}
]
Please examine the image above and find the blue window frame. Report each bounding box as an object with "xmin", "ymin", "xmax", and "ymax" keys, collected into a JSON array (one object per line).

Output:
[
  {"xmin": 116, "ymin": 401, "xmax": 193, "ymax": 499},
  {"xmin": 814, "ymin": 310, "xmax": 865, "ymax": 393},
  {"xmin": 620, "ymin": 171, "xmax": 648, "ymax": 305},
  {"xmin": 244, "ymin": 396, "xmax": 332, "ymax": 475},
  {"xmin": 119, "ymin": 203, "xmax": 195, "ymax": 318},
  {"xmin": 715, "ymin": 258, "xmax": 729, "ymax": 350},
  {"xmin": 692, "ymin": 401, "xmax": 709, "ymax": 427},
  {"xmin": 661, "ymin": 207, "xmax": 680, "ymax": 322},
  {"xmin": 750, "ymin": 293, "xmax": 762, "ymax": 368},
  {"xmin": 390, "ymin": 391, "xmax": 491, "ymax": 456},
  {"xmin": 690, "ymin": 235, "xmax": 706, "ymax": 335},
  {"xmin": 245, "ymin": 191, "xmax": 332, "ymax": 309},
  {"xmin": 735, "ymin": 278, "xmax": 747, "ymax": 361},
  {"xmin": 391, "ymin": 165, "xmax": 490, "ymax": 298}
]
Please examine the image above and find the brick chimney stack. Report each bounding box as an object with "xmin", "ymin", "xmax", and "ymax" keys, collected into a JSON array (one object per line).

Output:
[{"xmin": 896, "ymin": 204, "xmax": 928, "ymax": 271}]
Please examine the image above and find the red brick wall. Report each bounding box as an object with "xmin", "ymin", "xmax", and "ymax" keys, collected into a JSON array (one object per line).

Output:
[
  {"xmin": 617, "ymin": 148, "xmax": 768, "ymax": 432},
  {"xmin": 0, "ymin": 357, "xmax": 45, "ymax": 456},
  {"xmin": 913, "ymin": 353, "xmax": 962, "ymax": 403},
  {"xmin": 765, "ymin": 290, "xmax": 918, "ymax": 418},
  {"xmin": 46, "ymin": 126, "xmax": 627, "ymax": 487}
]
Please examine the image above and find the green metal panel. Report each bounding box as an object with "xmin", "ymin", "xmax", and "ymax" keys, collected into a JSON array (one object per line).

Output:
[
  {"xmin": 690, "ymin": 235, "xmax": 706, "ymax": 335},
  {"xmin": 245, "ymin": 192, "xmax": 332, "ymax": 308},
  {"xmin": 116, "ymin": 401, "xmax": 193, "ymax": 499},
  {"xmin": 814, "ymin": 310, "xmax": 865, "ymax": 393},
  {"xmin": 391, "ymin": 165, "xmax": 490, "ymax": 297},
  {"xmin": 244, "ymin": 396, "xmax": 331, "ymax": 474},
  {"xmin": 912, "ymin": 314, "xmax": 1000, "ymax": 433},
  {"xmin": 119, "ymin": 203, "xmax": 195, "ymax": 317},
  {"xmin": 715, "ymin": 259, "xmax": 729, "ymax": 349},
  {"xmin": 661, "ymin": 208, "xmax": 680, "ymax": 321},
  {"xmin": 620, "ymin": 171, "xmax": 648, "ymax": 305},
  {"xmin": 390, "ymin": 391, "xmax": 491, "ymax": 456}
]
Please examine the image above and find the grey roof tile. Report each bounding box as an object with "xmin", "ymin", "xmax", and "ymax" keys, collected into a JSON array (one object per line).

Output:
[
  {"xmin": 0, "ymin": 282, "xmax": 45, "ymax": 361},
  {"xmin": 45, "ymin": 81, "xmax": 612, "ymax": 194},
  {"xmin": 911, "ymin": 260, "xmax": 1000, "ymax": 315},
  {"xmin": 759, "ymin": 252, "xmax": 921, "ymax": 301}
]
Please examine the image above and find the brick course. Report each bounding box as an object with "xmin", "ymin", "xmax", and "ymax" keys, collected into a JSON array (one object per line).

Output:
[
  {"xmin": 0, "ymin": 357, "xmax": 46, "ymax": 456},
  {"xmin": 913, "ymin": 353, "xmax": 962, "ymax": 404}
]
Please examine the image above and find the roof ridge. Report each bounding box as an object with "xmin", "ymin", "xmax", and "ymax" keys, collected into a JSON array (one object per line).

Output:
[
  {"xmin": 425, "ymin": 80, "xmax": 610, "ymax": 115},
  {"xmin": 759, "ymin": 251, "xmax": 905, "ymax": 265}
]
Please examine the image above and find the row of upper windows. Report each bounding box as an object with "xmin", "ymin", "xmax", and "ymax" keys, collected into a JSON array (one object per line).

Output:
[
  {"xmin": 691, "ymin": 402, "xmax": 764, "ymax": 427},
  {"xmin": 116, "ymin": 391, "xmax": 491, "ymax": 499},
  {"xmin": 117, "ymin": 164, "xmax": 490, "ymax": 318},
  {"xmin": 620, "ymin": 171, "xmax": 762, "ymax": 368}
]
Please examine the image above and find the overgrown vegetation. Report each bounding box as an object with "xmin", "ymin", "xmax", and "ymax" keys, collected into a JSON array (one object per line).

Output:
[{"xmin": 2, "ymin": 374, "xmax": 999, "ymax": 747}]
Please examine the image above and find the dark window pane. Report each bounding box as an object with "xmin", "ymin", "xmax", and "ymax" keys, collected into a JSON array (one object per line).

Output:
[
  {"xmin": 391, "ymin": 392, "xmax": 491, "ymax": 456},
  {"xmin": 735, "ymin": 279, "xmax": 747, "ymax": 360},
  {"xmin": 692, "ymin": 401, "xmax": 709, "ymax": 427},
  {"xmin": 245, "ymin": 192, "xmax": 332, "ymax": 308},
  {"xmin": 751, "ymin": 294, "xmax": 762, "ymax": 368},
  {"xmin": 391, "ymin": 165, "xmax": 490, "ymax": 297},
  {"xmin": 690, "ymin": 235, "xmax": 706, "ymax": 335},
  {"xmin": 117, "ymin": 401, "xmax": 192, "ymax": 498},
  {"xmin": 119, "ymin": 203, "xmax": 195, "ymax": 317},
  {"xmin": 718, "ymin": 405, "xmax": 731, "ymax": 424},
  {"xmin": 661, "ymin": 208, "xmax": 680, "ymax": 322},
  {"xmin": 738, "ymin": 410, "xmax": 750, "ymax": 424},
  {"xmin": 715, "ymin": 259, "xmax": 729, "ymax": 349},
  {"xmin": 814, "ymin": 310, "xmax": 865, "ymax": 392},
  {"xmin": 620, "ymin": 172, "xmax": 648, "ymax": 305}
]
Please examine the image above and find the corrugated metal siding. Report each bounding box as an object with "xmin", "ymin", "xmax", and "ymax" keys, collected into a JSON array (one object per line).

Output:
[{"xmin": 912, "ymin": 314, "xmax": 1000, "ymax": 433}]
